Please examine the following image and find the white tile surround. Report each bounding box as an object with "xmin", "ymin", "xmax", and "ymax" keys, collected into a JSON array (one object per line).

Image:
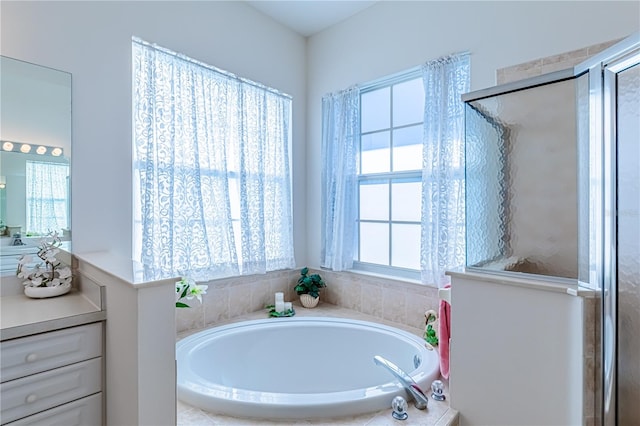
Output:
[{"xmin": 176, "ymin": 302, "xmax": 457, "ymax": 426}]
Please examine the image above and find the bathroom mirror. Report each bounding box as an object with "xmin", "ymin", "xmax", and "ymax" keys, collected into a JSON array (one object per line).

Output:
[
  {"xmin": 0, "ymin": 55, "xmax": 71, "ymax": 274},
  {"xmin": 464, "ymin": 74, "xmax": 583, "ymax": 281}
]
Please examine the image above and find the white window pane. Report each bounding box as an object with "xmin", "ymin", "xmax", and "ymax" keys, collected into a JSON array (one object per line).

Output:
[
  {"xmin": 361, "ymin": 87, "xmax": 390, "ymax": 133},
  {"xmin": 394, "ymin": 145, "xmax": 423, "ymax": 172},
  {"xmin": 360, "ymin": 222, "xmax": 389, "ymax": 265},
  {"xmin": 391, "ymin": 180, "xmax": 421, "ymax": 222},
  {"xmin": 361, "ymin": 131, "xmax": 390, "ymax": 174},
  {"xmin": 391, "ymin": 224, "xmax": 420, "ymax": 269},
  {"xmin": 393, "ymin": 78, "xmax": 424, "ymax": 127},
  {"xmin": 360, "ymin": 182, "xmax": 389, "ymax": 221},
  {"xmin": 393, "ymin": 125, "xmax": 423, "ymax": 171},
  {"xmin": 394, "ymin": 124, "xmax": 422, "ymax": 147}
]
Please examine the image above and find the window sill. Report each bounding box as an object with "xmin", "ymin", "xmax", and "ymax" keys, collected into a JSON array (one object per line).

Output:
[{"xmin": 333, "ymin": 267, "xmax": 438, "ymax": 289}]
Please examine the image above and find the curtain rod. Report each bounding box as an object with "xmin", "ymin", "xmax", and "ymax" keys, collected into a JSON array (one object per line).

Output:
[{"xmin": 132, "ymin": 37, "xmax": 292, "ymax": 100}]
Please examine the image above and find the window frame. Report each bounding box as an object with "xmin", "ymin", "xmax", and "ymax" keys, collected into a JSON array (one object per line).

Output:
[{"xmin": 352, "ymin": 67, "xmax": 423, "ymax": 281}]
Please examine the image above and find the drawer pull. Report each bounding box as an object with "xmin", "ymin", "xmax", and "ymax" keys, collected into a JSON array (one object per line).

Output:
[
  {"xmin": 26, "ymin": 393, "xmax": 38, "ymax": 403},
  {"xmin": 25, "ymin": 353, "xmax": 39, "ymax": 363}
]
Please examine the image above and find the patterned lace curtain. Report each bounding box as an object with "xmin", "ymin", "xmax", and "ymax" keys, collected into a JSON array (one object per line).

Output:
[
  {"xmin": 320, "ymin": 87, "xmax": 360, "ymax": 271},
  {"xmin": 26, "ymin": 161, "xmax": 69, "ymax": 235},
  {"xmin": 132, "ymin": 38, "xmax": 294, "ymax": 281},
  {"xmin": 237, "ymin": 85, "xmax": 295, "ymax": 275},
  {"xmin": 420, "ymin": 53, "xmax": 470, "ymax": 286}
]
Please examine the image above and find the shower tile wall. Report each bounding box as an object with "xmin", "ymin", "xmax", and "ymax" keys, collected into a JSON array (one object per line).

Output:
[
  {"xmin": 496, "ymin": 39, "xmax": 621, "ymax": 84},
  {"xmin": 176, "ymin": 269, "xmax": 439, "ymax": 335},
  {"xmin": 495, "ymin": 40, "xmax": 617, "ymax": 425}
]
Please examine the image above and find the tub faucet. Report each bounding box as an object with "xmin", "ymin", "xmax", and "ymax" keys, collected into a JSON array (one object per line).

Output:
[
  {"xmin": 11, "ymin": 233, "xmax": 26, "ymax": 246},
  {"xmin": 373, "ymin": 355, "xmax": 429, "ymax": 410}
]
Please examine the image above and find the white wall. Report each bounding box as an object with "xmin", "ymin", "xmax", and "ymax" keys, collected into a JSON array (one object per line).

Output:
[
  {"xmin": 306, "ymin": 0, "xmax": 640, "ymax": 268},
  {"xmin": 450, "ymin": 274, "xmax": 585, "ymax": 425},
  {"xmin": 0, "ymin": 56, "xmax": 71, "ymax": 151},
  {"xmin": 2, "ymin": 1, "xmax": 638, "ymax": 270},
  {"xmin": 0, "ymin": 1, "xmax": 307, "ymax": 264},
  {"xmin": 3, "ymin": 0, "xmax": 637, "ymax": 271}
]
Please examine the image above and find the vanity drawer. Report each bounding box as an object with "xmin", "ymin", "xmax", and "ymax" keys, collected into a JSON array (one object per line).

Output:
[
  {"xmin": 5, "ymin": 393, "xmax": 102, "ymax": 426},
  {"xmin": 0, "ymin": 357, "xmax": 101, "ymax": 424},
  {"xmin": 1, "ymin": 323, "xmax": 102, "ymax": 383}
]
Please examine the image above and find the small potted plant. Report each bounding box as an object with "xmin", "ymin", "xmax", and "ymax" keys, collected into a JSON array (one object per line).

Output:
[
  {"xmin": 16, "ymin": 231, "xmax": 72, "ymax": 298},
  {"xmin": 295, "ymin": 267, "xmax": 326, "ymax": 308}
]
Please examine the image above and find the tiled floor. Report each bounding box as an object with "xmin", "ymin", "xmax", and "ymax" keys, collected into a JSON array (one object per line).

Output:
[{"xmin": 176, "ymin": 302, "xmax": 457, "ymax": 426}]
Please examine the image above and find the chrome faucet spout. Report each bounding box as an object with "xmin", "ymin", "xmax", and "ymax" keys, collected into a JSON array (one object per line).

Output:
[{"xmin": 373, "ymin": 355, "xmax": 429, "ymax": 410}]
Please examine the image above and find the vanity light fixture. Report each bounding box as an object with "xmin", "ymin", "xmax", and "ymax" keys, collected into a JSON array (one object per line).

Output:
[
  {"xmin": 0, "ymin": 176, "xmax": 5, "ymax": 189},
  {"xmin": 0, "ymin": 140, "xmax": 64, "ymax": 157}
]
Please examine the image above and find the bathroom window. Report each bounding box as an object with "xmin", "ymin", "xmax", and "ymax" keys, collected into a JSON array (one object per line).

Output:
[
  {"xmin": 25, "ymin": 160, "xmax": 69, "ymax": 235},
  {"xmin": 355, "ymin": 73, "xmax": 424, "ymax": 278},
  {"xmin": 323, "ymin": 54, "xmax": 468, "ymax": 283},
  {"xmin": 132, "ymin": 38, "xmax": 294, "ymax": 281}
]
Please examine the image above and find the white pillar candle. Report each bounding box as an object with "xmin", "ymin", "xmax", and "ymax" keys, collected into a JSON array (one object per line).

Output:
[
  {"xmin": 275, "ymin": 300, "xmax": 285, "ymax": 313},
  {"xmin": 284, "ymin": 302, "xmax": 292, "ymax": 312},
  {"xmin": 275, "ymin": 292, "xmax": 284, "ymax": 302}
]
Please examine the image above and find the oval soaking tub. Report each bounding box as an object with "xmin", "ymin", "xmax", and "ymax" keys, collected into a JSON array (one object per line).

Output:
[{"xmin": 176, "ymin": 316, "xmax": 440, "ymax": 420}]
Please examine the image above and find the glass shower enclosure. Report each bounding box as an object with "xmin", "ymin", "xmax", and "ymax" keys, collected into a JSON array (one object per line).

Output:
[{"xmin": 463, "ymin": 32, "xmax": 639, "ymax": 425}]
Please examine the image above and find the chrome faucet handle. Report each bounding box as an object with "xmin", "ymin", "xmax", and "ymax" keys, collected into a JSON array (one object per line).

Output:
[
  {"xmin": 391, "ymin": 396, "xmax": 408, "ymax": 420},
  {"xmin": 431, "ymin": 379, "xmax": 446, "ymax": 401}
]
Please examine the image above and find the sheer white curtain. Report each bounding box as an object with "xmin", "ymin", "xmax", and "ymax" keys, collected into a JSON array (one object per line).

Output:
[
  {"xmin": 420, "ymin": 53, "xmax": 470, "ymax": 286},
  {"xmin": 320, "ymin": 87, "xmax": 360, "ymax": 271},
  {"xmin": 26, "ymin": 161, "xmax": 69, "ymax": 234},
  {"xmin": 132, "ymin": 38, "xmax": 294, "ymax": 280},
  {"xmin": 237, "ymin": 86, "xmax": 295, "ymax": 275}
]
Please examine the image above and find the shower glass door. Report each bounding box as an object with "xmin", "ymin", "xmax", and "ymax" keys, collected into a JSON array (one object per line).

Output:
[
  {"xmin": 603, "ymin": 46, "xmax": 640, "ymax": 425},
  {"xmin": 614, "ymin": 56, "xmax": 639, "ymax": 426}
]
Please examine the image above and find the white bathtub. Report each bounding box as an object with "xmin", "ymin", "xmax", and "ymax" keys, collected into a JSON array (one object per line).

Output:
[{"xmin": 176, "ymin": 316, "xmax": 440, "ymax": 420}]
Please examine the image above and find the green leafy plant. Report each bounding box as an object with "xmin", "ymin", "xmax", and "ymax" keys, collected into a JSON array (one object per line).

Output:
[
  {"xmin": 424, "ymin": 324, "xmax": 439, "ymax": 346},
  {"xmin": 424, "ymin": 311, "xmax": 439, "ymax": 346},
  {"xmin": 265, "ymin": 304, "xmax": 295, "ymax": 317},
  {"xmin": 294, "ymin": 267, "xmax": 326, "ymax": 298}
]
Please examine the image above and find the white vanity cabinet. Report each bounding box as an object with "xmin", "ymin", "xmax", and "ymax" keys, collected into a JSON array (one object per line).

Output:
[{"xmin": 0, "ymin": 322, "xmax": 103, "ymax": 425}]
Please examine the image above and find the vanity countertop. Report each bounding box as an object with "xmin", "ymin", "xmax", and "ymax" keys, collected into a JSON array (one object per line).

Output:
[{"xmin": 0, "ymin": 290, "xmax": 105, "ymax": 341}]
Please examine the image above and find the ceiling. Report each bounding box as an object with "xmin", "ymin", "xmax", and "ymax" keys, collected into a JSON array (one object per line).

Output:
[{"xmin": 246, "ymin": 1, "xmax": 378, "ymax": 37}]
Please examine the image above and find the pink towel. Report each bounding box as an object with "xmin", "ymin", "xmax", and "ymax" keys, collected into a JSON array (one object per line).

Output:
[{"xmin": 438, "ymin": 284, "xmax": 451, "ymax": 379}]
